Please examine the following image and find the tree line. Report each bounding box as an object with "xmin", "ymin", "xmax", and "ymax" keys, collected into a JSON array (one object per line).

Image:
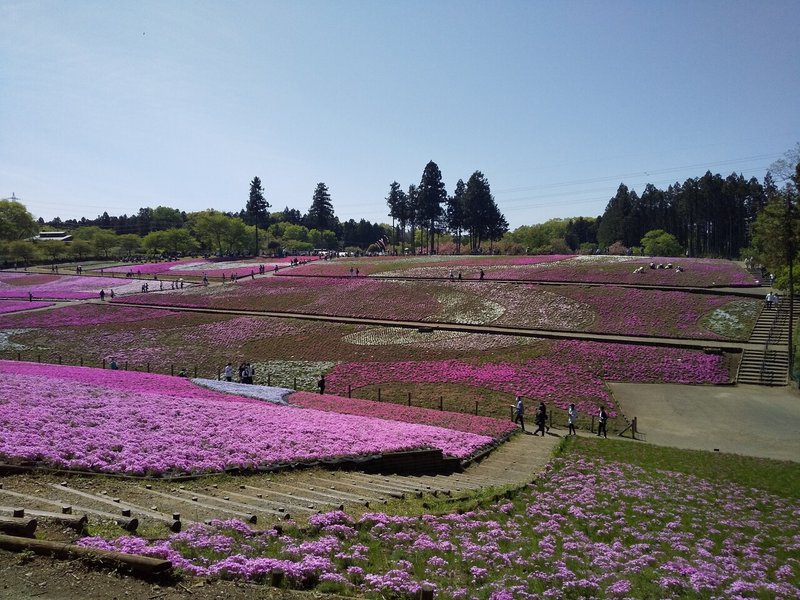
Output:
[
  {"xmin": 386, "ymin": 161, "xmax": 508, "ymax": 255},
  {"xmin": 3, "ymin": 146, "xmax": 798, "ymax": 266}
]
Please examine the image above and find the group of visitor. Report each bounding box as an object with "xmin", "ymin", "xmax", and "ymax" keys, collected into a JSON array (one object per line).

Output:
[
  {"xmin": 513, "ymin": 397, "xmax": 608, "ymax": 438},
  {"xmin": 222, "ymin": 361, "xmax": 255, "ymax": 384},
  {"xmin": 765, "ymin": 291, "xmax": 780, "ymax": 308}
]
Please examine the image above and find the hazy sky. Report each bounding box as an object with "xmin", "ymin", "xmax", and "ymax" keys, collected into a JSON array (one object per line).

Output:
[{"xmin": 2, "ymin": 0, "xmax": 798, "ymax": 230}]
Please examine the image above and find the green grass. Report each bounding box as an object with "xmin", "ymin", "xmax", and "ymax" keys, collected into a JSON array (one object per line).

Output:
[{"xmin": 563, "ymin": 435, "xmax": 800, "ymax": 499}]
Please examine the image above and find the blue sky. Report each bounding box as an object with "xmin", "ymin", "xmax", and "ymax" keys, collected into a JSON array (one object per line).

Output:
[{"xmin": 2, "ymin": 0, "xmax": 798, "ymax": 230}]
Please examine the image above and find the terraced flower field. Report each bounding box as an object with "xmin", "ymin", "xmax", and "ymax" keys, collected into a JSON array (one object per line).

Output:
[
  {"xmin": 114, "ymin": 276, "xmax": 759, "ymax": 339},
  {"xmin": 285, "ymin": 254, "xmax": 756, "ymax": 287}
]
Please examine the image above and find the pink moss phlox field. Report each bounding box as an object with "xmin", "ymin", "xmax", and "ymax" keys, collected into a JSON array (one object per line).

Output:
[
  {"xmin": 0, "ymin": 272, "xmax": 155, "ymax": 299},
  {"xmin": 552, "ymin": 286, "xmax": 747, "ymax": 339},
  {"xmin": 0, "ymin": 304, "xmax": 179, "ymax": 328},
  {"xmin": 490, "ymin": 256, "xmax": 755, "ymax": 287},
  {"xmin": 0, "ymin": 361, "xmax": 492, "ymax": 474},
  {"xmin": 0, "ymin": 300, "xmax": 53, "ymax": 314},
  {"xmin": 99, "ymin": 257, "xmax": 318, "ymax": 278},
  {"xmin": 78, "ymin": 457, "xmax": 799, "ymax": 598},
  {"xmin": 282, "ymin": 255, "xmax": 568, "ymax": 278},
  {"xmin": 325, "ymin": 341, "xmax": 730, "ymax": 416},
  {"xmin": 290, "ymin": 392, "xmax": 516, "ymax": 438}
]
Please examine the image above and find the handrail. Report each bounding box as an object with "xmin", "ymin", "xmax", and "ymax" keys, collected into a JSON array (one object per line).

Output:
[{"xmin": 759, "ymin": 300, "xmax": 787, "ymax": 384}]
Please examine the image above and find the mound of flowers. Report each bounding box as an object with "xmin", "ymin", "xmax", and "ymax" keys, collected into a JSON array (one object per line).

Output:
[
  {"xmin": 324, "ymin": 340, "xmax": 730, "ymax": 417},
  {"xmin": 0, "ymin": 361, "xmax": 494, "ymax": 475},
  {"xmin": 290, "ymin": 392, "xmax": 517, "ymax": 438},
  {"xmin": 78, "ymin": 455, "xmax": 799, "ymax": 598}
]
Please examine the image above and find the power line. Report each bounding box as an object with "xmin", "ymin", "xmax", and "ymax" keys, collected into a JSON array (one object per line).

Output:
[{"xmin": 493, "ymin": 153, "xmax": 781, "ymax": 195}]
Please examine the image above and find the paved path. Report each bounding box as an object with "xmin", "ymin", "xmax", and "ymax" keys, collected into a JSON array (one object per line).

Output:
[{"xmin": 609, "ymin": 382, "xmax": 800, "ymax": 462}]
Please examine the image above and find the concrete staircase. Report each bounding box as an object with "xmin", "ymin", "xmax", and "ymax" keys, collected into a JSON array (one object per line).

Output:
[{"xmin": 737, "ymin": 298, "xmax": 791, "ymax": 385}]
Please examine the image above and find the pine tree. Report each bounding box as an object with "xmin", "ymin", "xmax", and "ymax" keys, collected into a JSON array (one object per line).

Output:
[
  {"xmin": 246, "ymin": 176, "xmax": 270, "ymax": 254},
  {"xmin": 417, "ymin": 161, "xmax": 447, "ymax": 254},
  {"xmin": 306, "ymin": 183, "xmax": 336, "ymax": 232}
]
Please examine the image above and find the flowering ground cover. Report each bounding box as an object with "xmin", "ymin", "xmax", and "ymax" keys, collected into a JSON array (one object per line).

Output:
[
  {"xmin": 549, "ymin": 285, "xmax": 758, "ymax": 340},
  {"xmin": 488, "ymin": 255, "xmax": 756, "ymax": 287},
  {"xmin": 0, "ymin": 300, "xmax": 53, "ymax": 313},
  {"xmin": 290, "ymin": 391, "xmax": 517, "ymax": 438},
  {"xmin": 115, "ymin": 275, "xmax": 755, "ymax": 339},
  {"xmin": 281, "ymin": 254, "xmax": 567, "ymax": 278},
  {"xmin": 97, "ymin": 256, "xmax": 316, "ymax": 279},
  {"xmin": 0, "ymin": 303, "xmax": 180, "ymax": 329},
  {"xmin": 280, "ymin": 255, "xmax": 756, "ymax": 287},
  {"xmin": 0, "ymin": 271, "xmax": 156, "ymax": 299},
  {"xmin": 325, "ymin": 340, "xmax": 731, "ymax": 418},
  {"xmin": 78, "ymin": 440, "xmax": 799, "ymax": 598},
  {"xmin": 0, "ymin": 361, "xmax": 494, "ymax": 475}
]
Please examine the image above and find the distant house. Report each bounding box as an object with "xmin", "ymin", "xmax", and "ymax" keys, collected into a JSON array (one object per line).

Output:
[{"xmin": 32, "ymin": 231, "xmax": 73, "ymax": 242}]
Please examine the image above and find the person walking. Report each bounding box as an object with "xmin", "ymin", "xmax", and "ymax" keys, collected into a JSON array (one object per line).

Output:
[
  {"xmin": 318, "ymin": 374, "xmax": 326, "ymax": 394},
  {"xmin": 534, "ymin": 401, "xmax": 547, "ymax": 436},
  {"xmin": 223, "ymin": 362, "xmax": 233, "ymax": 382},
  {"xmin": 513, "ymin": 396, "xmax": 525, "ymax": 431},
  {"xmin": 568, "ymin": 403, "xmax": 577, "ymax": 436},
  {"xmin": 597, "ymin": 406, "xmax": 608, "ymax": 438},
  {"xmin": 99, "ymin": 289, "xmax": 105, "ymax": 301}
]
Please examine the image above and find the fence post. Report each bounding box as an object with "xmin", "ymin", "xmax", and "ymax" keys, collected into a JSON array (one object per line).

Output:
[
  {"xmin": 194, "ymin": 366, "xmax": 197, "ymax": 378},
  {"xmin": 439, "ymin": 396, "xmax": 443, "ymax": 411},
  {"xmin": 37, "ymin": 354, "xmax": 41, "ymax": 363},
  {"xmin": 217, "ymin": 368, "xmax": 221, "ymax": 381},
  {"xmin": 475, "ymin": 400, "xmax": 478, "ymax": 415},
  {"xmin": 171, "ymin": 365, "xmax": 174, "ymax": 376},
  {"xmin": 407, "ymin": 392, "xmax": 411, "ymax": 407},
  {"xmin": 293, "ymin": 376, "xmax": 297, "ymax": 389},
  {"xmin": 420, "ymin": 583, "xmax": 434, "ymax": 600},
  {"xmin": 17, "ymin": 352, "xmax": 20, "ymax": 361},
  {"xmin": 348, "ymin": 384, "xmax": 351, "ymax": 398},
  {"xmin": 102, "ymin": 358, "xmax": 106, "ymax": 369},
  {"xmin": 378, "ymin": 388, "xmax": 381, "ymax": 402},
  {"xmin": 80, "ymin": 357, "xmax": 83, "ymax": 367},
  {"xmin": 591, "ymin": 415, "xmax": 595, "ymax": 434},
  {"xmin": 146, "ymin": 362, "xmax": 150, "ymax": 373},
  {"xmin": 58, "ymin": 355, "xmax": 62, "ymax": 365},
  {"xmin": 633, "ymin": 417, "xmax": 637, "ymax": 437},
  {"xmin": 267, "ymin": 373, "xmax": 271, "ymax": 386},
  {"xmin": 124, "ymin": 361, "xmax": 128, "ymax": 370}
]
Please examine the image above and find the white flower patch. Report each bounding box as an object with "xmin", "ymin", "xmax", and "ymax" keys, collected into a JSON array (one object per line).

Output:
[
  {"xmin": 567, "ymin": 255, "xmax": 638, "ymax": 263},
  {"xmin": 431, "ymin": 290, "xmax": 505, "ymax": 324},
  {"xmin": 702, "ymin": 300, "xmax": 760, "ymax": 338},
  {"xmin": 250, "ymin": 360, "xmax": 338, "ymax": 390},
  {"xmin": 0, "ymin": 329, "xmax": 31, "ymax": 351},
  {"xmin": 343, "ymin": 326, "xmax": 466, "ymax": 346},
  {"xmin": 192, "ymin": 379, "xmax": 293, "ymax": 404}
]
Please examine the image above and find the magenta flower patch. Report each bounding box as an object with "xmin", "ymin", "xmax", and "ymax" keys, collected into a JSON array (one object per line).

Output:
[
  {"xmin": 0, "ymin": 300, "xmax": 54, "ymax": 313},
  {"xmin": 0, "ymin": 361, "xmax": 494, "ymax": 475},
  {"xmin": 323, "ymin": 340, "xmax": 730, "ymax": 416},
  {"xmin": 290, "ymin": 392, "xmax": 517, "ymax": 438}
]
